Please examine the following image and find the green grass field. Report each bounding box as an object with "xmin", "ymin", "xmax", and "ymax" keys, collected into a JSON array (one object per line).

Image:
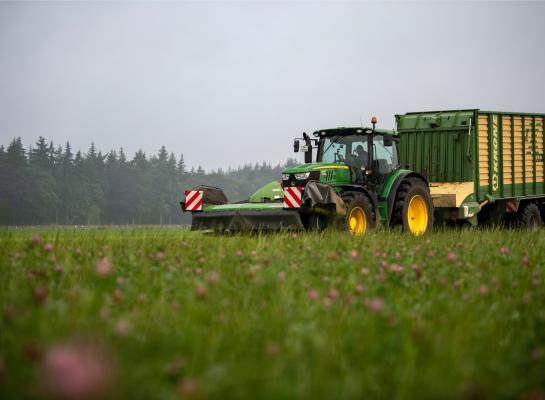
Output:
[{"xmin": 1, "ymin": 227, "xmax": 544, "ymax": 399}]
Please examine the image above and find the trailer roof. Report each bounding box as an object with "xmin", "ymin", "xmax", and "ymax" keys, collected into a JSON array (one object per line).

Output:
[
  {"xmin": 396, "ymin": 109, "xmax": 545, "ymax": 132},
  {"xmin": 398, "ymin": 109, "xmax": 545, "ymax": 117}
]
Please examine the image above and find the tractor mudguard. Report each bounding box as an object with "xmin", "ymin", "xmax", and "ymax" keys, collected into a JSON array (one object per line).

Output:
[
  {"xmin": 385, "ymin": 171, "xmax": 429, "ymax": 224},
  {"xmin": 335, "ymin": 184, "xmax": 380, "ymax": 225}
]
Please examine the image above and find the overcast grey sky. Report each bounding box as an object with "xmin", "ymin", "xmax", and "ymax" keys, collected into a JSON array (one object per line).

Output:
[{"xmin": 1, "ymin": 1, "xmax": 544, "ymax": 170}]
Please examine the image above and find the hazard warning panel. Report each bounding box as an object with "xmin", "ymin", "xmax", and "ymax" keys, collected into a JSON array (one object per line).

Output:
[
  {"xmin": 184, "ymin": 190, "xmax": 203, "ymax": 211},
  {"xmin": 283, "ymin": 186, "xmax": 303, "ymax": 209}
]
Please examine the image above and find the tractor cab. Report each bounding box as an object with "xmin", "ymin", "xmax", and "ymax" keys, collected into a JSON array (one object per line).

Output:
[
  {"xmin": 314, "ymin": 127, "xmax": 399, "ymax": 186},
  {"xmin": 292, "ymin": 118, "xmax": 399, "ymax": 192}
]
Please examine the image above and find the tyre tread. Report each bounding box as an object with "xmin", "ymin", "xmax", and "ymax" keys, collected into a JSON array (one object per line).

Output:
[
  {"xmin": 342, "ymin": 192, "xmax": 376, "ymax": 233},
  {"xmin": 517, "ymin": 203, "xmax": 543, "ymax": 229},
  {"xmin": 391, "ymin": 178, "xmax": 433, "ymax": 234}
]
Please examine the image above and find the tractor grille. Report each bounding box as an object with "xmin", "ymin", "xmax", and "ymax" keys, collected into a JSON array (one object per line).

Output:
[{"xmin": 282, "ymin": 171, "xmax": 321, "ymax": 188}]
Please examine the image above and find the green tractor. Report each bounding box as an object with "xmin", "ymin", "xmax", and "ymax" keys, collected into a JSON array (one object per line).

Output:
[{"xmin": 182, "ymin": 117, "xmax": 434, "ymax": 236}]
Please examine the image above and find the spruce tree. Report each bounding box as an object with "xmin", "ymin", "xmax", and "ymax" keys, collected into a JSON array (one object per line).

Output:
[{"xmin": 177, "ymin": 154, "xmax": 186, "ymax": 175}]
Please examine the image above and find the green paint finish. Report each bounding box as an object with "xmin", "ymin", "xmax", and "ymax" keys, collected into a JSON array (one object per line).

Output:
[
  {"xmin": 458, "ymin": 200, "xmax": 481, "ymax": 225},
  {"xmin": 461, "ymin": 193, "xmax": 477, "ymax": 204},
  {"xmin": 510, "ymin": 115, "xmax": 515, "ymax": 197},
  {"xmin": 480, "ymin": 183, "xmax": 545, "ymax": 201},
  {"xmin": 323, "ymin": 167, "xmax": 352, "ymax": 186},
  {"xmin": 396, "ymin": 110, "xmax": 474, "ymax": 131},
  {"xmin": 373, "ymin": 169, "xmax": 411, "ymax": 222},
  {"xmin": 460, "ymin": 200, "xmax": 481, "ymax": 214},
  {"xmin": 249, "ymin": 181, "xmax": 284, "ymax": 203},
  {"xmin": 473, "ymin": 110, "xmax": 480, "ymax": 201},
  {"xmin": 283, "ymin": 162, "xmax": 349, "ymax": 174},
  {"xmin": 397, "ymin": 110, "xmax": 473, "ymax": 183},
  {"xmin": 282, "ymin": 162, "xmax": 353, "ymax": 186},
  {"xmin": 523, "ymin": 116, "xmax": 527, "ymax": 196},
  {"xmin": 532, "ymin": 117, "xmax": 537, "ymax": 195},
  {"xmin": 488, "ymin": 114, "xmax": 500, "ymax": 197},
  {"xmin": 466, "ymin": 215, "xmax": 478, "ymax": 227},
  {"xmin": 380, "ymin": 169, "xmax": 410, "ymax": 199},
  {"xmin": 397, "ymin": 109, "xmax": 545, "ymax": 204},
  {"xmin": 202, "ymin": 202, "xmax": 285, "ymax": 213},
  {"xmin": 377, "ymin": 202, "xmax": 387, "ymax": 222}
]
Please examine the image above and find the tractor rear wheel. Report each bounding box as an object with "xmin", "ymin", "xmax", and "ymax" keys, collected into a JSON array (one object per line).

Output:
[
  {"xmin": 342, "ymin": 192, "xmax": 375, "ymax": 236},
  {"xmin": 391, "ymin": 178, "xmax": 434, "ymax": 236},
  {"xmin": 516, "ymin": 203, "xmax": 542, "ymax": 229}
]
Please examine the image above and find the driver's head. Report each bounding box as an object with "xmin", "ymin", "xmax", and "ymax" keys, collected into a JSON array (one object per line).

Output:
[{"xmin": 356, "ymin": 145, "xmax": 365, "ymax": 157}]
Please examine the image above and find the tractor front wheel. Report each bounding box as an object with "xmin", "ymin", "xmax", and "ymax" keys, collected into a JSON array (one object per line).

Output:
[
  {"xmin": 392, "ymin": 178, "xmax": 434, "ymax": 236},
  {"xmin": 342, "ymin": 192, "xmax": 375, "ymax": 236}
]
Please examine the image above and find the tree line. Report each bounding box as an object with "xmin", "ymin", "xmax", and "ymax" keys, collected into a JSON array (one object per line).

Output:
[{"xmin": 0, "ymin": 137, "xmax": 297, "ymax": 225}]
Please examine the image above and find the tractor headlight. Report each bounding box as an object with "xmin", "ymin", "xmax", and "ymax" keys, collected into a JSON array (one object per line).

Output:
[
  {"xmin": 295, "ymin": 172, "xmax": 310, "ymax": 180},
  {"xmin": 282, "ymin": 174, "xmax": 290, "ymax": 181}
]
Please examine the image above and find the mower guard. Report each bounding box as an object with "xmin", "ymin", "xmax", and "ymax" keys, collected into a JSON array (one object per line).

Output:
[
  {"xmin": 190, "ymin": 203, "xmax": 304, "ymax": 232},
  {"xmin": 181, "ymin": 181, "xmax": 343, "ymax": 232}
]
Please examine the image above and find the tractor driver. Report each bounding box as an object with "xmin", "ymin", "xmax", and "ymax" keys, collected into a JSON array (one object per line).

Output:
[
  {"xmin": 354, "ymin": 144, "xmax": 368, "ymax": 169},
  {"xmin": 351, "ymin": 144, "xmax": 368, "ymax": 183}
]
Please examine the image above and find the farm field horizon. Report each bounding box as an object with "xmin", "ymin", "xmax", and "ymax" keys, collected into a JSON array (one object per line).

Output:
[{"xmin": 1, "ymin": 227, "xmax": 544, "ymax": 399}]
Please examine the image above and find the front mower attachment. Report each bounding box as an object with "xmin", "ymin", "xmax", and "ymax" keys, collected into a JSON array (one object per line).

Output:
[
  {"xmin": 191, "ymin": 203, "xmax": 304, "ymax": 232},
  {"xmin": 181, "ymin": 181, "xmax": 344, "ymax": 233},
  {"xmin": 181, "ymin": 182, "xmax": 305, "ymax": 232}
]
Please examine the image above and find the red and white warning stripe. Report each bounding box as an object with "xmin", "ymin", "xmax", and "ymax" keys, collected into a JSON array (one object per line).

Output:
[
  {"xmin": 283, "ymin": 186, "xmax": 303, "ymax": 209},
  {"xmin": 184, "ymin": 190, "xmax": 203, "ymax": 211}
]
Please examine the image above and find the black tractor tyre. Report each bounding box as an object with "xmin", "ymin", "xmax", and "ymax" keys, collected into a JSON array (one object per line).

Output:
[
  {"xmin": 391, "ymin": 178, "xmax": 434, "ymax": 236},
  {"xmin": 341, "ymin": 192, "xmax": 376, "ymax": 235},
  {"xmin": 516, "ymin": 203, "xmax": 543, "ymax": 229}
]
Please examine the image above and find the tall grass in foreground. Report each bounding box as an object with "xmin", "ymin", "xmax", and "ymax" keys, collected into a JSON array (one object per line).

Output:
[{"xmin": 0, "ymin": 227, "xmax": 544, "ymax": 399}]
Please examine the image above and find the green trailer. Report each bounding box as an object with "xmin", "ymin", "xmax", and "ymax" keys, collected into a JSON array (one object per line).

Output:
[{"xmin": 396, "ymin": 109, "xmax": 545, "ymax": 227}]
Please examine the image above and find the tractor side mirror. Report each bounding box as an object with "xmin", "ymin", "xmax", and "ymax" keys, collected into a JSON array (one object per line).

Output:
[
  {"xmin": 293, "ymin": 139, "xmax": 300, "ymax": 153},
  {"xmin": 383, "ymin": 134, "xmax": 393, "ymax": 147}
]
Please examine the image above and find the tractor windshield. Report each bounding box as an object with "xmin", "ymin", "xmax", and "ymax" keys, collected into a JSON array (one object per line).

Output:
[
  {"xmin": 320, "ymin": 135, "xmax": 368, "ymax": 166},
  {"xmin": 319, "ymin": 134, "xmax": 399, "ymax": 172}
]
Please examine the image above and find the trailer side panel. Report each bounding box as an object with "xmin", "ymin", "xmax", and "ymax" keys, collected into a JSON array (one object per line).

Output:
[{"xmin": 477, "ymin": 112, "xmax": 544, "ymax": 201}]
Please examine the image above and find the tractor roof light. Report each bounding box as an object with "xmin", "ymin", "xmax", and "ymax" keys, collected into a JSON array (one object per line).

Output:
[{"xmin": 371, "ymin": 116, "xmax": 377, "ymax": 125}]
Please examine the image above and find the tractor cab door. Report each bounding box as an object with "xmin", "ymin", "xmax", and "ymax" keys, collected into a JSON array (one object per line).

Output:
[
  {"xmin": 370, "ymin": 136, "xmax": 399, "ymax": 186},
  {"xmin": 344, "ymin": 138, "xmax": 369, "ymax": 184}
]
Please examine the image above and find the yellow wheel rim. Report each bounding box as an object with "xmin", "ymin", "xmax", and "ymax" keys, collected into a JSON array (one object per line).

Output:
[
  {"xmin": 348, "ymin": 206, "xmax": 367, "ymax": 235},
  {"xmin": 407, "ymin": 195, "xmax": 428, "ymax": 236}
]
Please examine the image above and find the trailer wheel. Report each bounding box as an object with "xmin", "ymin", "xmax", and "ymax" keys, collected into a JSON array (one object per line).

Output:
[
  {"xmin": 342, "ymin": 192, "xmax": 375, "ymax": 236},
  {"xmin": 392, "ymin": 178, "xmax": 434, "ymax": 236},
  {"xmin": 517, "ymin": 203, "xmax": 543, "ymax": 229}
]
